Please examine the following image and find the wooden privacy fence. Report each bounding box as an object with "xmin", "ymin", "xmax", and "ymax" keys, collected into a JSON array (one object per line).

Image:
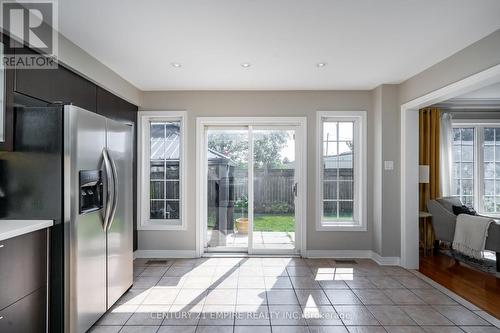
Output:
[{"xmin": 207, "ymin": 167, "xmax": 354, "ymax": 215}]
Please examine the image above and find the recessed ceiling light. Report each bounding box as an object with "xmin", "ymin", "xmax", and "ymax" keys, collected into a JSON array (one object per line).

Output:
[
  {"xmin": 317, "ymin": 62, "xmax": 327, "ymax": 68},
  {"xmin": 241, "ymin": 63, "xmax": 251, "ymax": 68},
  {"xmin": 171, "ymin": 63, "xmax": 182, "ymax": 68}
]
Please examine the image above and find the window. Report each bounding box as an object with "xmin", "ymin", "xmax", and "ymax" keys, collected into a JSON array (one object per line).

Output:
[
  {"xmin": 317, "ymin": 111, "xmax": 367, "ymax": 230},
  {"xmin": 452, "ymin": 128, "xmax": 474, "ymax": 206},
  {"xmin": 452, "ymin": 124, "xmax": 500, "ymax": 215},
  {"xmin": 139, "ymin": 111, "xmax": 186, "ymax": 230}
]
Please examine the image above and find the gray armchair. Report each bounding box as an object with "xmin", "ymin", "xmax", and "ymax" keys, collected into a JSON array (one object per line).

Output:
[{"xmin": 426, "ymin": 197, "xmax": 500, "ymax": 272}]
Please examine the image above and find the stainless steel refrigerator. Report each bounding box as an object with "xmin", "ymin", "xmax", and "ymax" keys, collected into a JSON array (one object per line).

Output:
[{"xmin": 63, "ymin": 105, "xmax": 133, "ymax": 333}]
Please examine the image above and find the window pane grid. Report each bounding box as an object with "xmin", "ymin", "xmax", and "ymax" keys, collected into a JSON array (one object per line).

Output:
[
  {"xmin": 149, "ymin": 121, "xmax": 181, "ymax": 221},
  {"xmin": 452, "ymin": 127, "xmax": 474, "ymax": 207},
  {"xmin": 322, "ymin": 120, "xmax": 354, "ymax": 221},
  {"xmin": 483, "ymin": 127, "xmax": 500, "ymax": 213}
]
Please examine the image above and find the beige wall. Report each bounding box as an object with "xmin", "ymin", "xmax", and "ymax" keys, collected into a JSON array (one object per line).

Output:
[
  {"xmin": 139, "ymin": 91, "xmax": 374, "ymax": 252},
  {"xmin": 399, "ymin": 29, "xmax": 500, "ymax": 104}
]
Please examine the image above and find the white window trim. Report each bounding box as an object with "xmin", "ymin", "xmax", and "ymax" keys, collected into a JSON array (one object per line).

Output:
[
  {"xmin": 137, "ymin": 111, "xmax": 187, "ymax": 230},
  {"xmin": 452, "ymin": 120, "xmax": 500, "ymax": 216},
  {"xmin": 316, "ymin": 111, "xmax": 367, "ymax": 231}
]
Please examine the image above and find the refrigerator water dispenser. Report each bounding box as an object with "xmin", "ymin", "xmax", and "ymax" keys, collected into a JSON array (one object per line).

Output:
[{"xmin": 79, "ymin": 170, "xmax": 103, "ymax": 214}]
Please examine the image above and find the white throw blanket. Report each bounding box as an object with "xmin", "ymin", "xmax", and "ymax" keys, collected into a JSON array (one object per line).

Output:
[{"xmin": 453, "ymin": 214, "xmax": 493, "ymax": 260}]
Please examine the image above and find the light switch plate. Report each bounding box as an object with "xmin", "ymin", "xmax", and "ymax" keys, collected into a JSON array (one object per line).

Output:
[{"xmin": 384, "ymin": 160, "xmax": 394, "ymax": 170}]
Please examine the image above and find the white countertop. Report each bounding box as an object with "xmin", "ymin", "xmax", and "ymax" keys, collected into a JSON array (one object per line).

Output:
[{"xmin": 0, "ymin": 220, "xmax": 53, "ymax": 242}]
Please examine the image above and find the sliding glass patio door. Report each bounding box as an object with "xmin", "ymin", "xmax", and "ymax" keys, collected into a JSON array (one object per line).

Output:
[
  {"xmin": 251, "ymin": 127, "xmax": 296, "ymax": 253},
  {"xmin": 203, "ymin": 123, "xmax": 301, "ymax": 254}
]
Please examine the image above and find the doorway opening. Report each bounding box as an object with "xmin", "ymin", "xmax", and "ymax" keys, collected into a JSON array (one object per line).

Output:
[{"xmin": 196, "ymin": 118, "xmax": 307, "ymax": 256}]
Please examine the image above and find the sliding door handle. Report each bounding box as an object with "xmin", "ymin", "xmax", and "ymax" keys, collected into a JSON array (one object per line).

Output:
[{"xmin": 293, "ymin": 182, "xmax": 298, "ymax": 197}]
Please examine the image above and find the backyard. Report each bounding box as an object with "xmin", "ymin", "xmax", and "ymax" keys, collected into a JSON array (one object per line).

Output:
[{"xmin": 208, "ymin": 213, "xmax": 294, "ymax": 232}]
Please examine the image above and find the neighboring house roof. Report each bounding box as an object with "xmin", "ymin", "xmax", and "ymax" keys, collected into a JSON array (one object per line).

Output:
[{"xmin": 150, "ymin": 124, "xmax": 233, "ymax": 165}]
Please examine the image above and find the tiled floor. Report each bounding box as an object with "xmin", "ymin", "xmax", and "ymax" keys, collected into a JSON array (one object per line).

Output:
[
  {"xmin": 90, "ymin": 257, "xmax": 500, "ymax": 333},
  {"xmin": 207, "ymin": 231, "xmax": 295, "ymax": 249}
]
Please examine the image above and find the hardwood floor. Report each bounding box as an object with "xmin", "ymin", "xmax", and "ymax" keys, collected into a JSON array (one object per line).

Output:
[{"xmin": 419, "ymin": 253, "xmax": 500, "ymax": 318}]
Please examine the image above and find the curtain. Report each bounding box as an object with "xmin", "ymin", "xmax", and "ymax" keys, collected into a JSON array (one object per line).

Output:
[
  {"xmin": 419, "ymin": 107, "xmax": 441, "ymax": 212},
  {"xmin": 440, "ymin": 112, "xmax": 453, "ymax": 197}
]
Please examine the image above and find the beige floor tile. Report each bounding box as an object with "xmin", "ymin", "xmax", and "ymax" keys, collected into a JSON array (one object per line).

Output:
[
  {"xmin": 384, "ymin": 327, "xmax": 425, "ymax": 333},
  {"xmin": 238, "ymin": 276, "xmax": 266, "ymax": 289},
  {"xmin": 234, "ymin": 326, "xmax": 271, "ymax": 333},
  {"xmin": 367, "ymin": 305, "xmax": 416, "ymax": 326},
  {"xmin": 268, "ymin": 305, "xmax": 307, "ymax": 325},
  {"xmin": 199, "ymin": 305, "xmax": 235, "ymax": 326},
  {"xmin": 410, "ymin": 289, "xmax": 457, "ymax": 305},
  {"xmin": 117, "ymin": 289, "xmax": 150, "ymax": 305},
  {"xmin": 204, "ymin": 289, "xmax": 237, "ymax": 305},
  {"xmin": 234, "ymin": 304, "xmax": 270, "ymax": 325},
  {"xmin": 400, "ymin": 305, "xmax": 453, "ymax": 326},
  {"xmin": 97, "ymin": 304, "xmax": 138, "ymax": 325},
  {"xmin": 303, "ymin": 305, "xmax": 343, "ymax": 325},
  {"xmin": 88, "ymin": 326, "xmax": 122, "ymax": 333},
  {"xmin": 460, "ymin": 327, "xmax": 500, "ymax": 333},
  {"xmin": 236, "ymin": 288, "xmax": 267, "ymax": 305},
  {"xmin": 125, "ymin": 305, "xmax": 170, "ymax": 326},
  {"xmin": 368, "ymin": 276, "xmax": 405, "ymax": 289},
  {"xmin": 119, "ymin": 326, "xmax": 160, "ymax": 333},
  {"xmin": 353, "ymin": 290, "xmax": 394, "ymax": 305},
  {"xmin": 272, "ymin": 326, "xmax": 310, "ymax": 333},
  {"xmin": 264, "ymin": 276, "xmax": 293, "ymax": 289},
  {"xmin": 140, "ymin": 266, "xmax": 169, "ymax": 277},
  {"xmin": 421, "ymin": 327, "xmax": 465, "ymax": 333},
  {"xmin": 133, "ymin": 276, "xmax": 161, "ymax": 288},
  {"xmin": 335, "ymin": 305, "xmax": 379, "ymax": 326},
  {"xmin": 308, "ymin": 326, "xmax": 349, "ymax": 333},
  {"xmin": 394, "ymin": 276, "xmax": 432, "ymax": 289},
  {"xmin": 433, "ymin": 305, "xmax": 490, "ymax": 326},
  {"xmin": 195, "ymin": 326, "xmax": 233, "ymax": 333},
  {"xmin": 162, "ymin": 304, "xmax": 202, "ymax": 326},
  {"xmin": 325, "ymin": 290, "xmax": 362, "ymax": 305},
  {"xmin": 319, "ymin": 280, "xmax": 350, "ymax": 290},
  {"xmin": 173, "ymin": 289, "xmax": 208, "ymax": 305},
  {"xmin": 290, "ymin": 276, "xmax": 321, "ymax": 289},
  {"xmin": 344, "ymin": 277, "xmax": 377, "ymax": 289},
  {"xmin": 143, "ymin": 288, "xmax": 180, "ymax": 305},
  {"xmin": 157, "ymin": 326, "xmax": 197, "ymax": 333},
  {"xmin": 383, "ymin": 289, "xmax": 425, "ymax": 305},
  {"xmin": 346, "ymin": 326, "xmax": 387, "ymax": 333},
  {"xmin": 295, "ymin": 289, "xmax": 331, "ymax": 306},
  {"xmin": 266, "ymin": 289, "xmax": 299, "ymax": 305}
]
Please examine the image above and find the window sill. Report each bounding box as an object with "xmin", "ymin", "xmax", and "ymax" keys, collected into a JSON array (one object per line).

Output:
[
  {"xmin": 138, "ymin": 221, "xmax": 186, "ymax": 231},
  {"xmin": 316, "ymin": 222, "xmax": 366, "ymax": 231}
]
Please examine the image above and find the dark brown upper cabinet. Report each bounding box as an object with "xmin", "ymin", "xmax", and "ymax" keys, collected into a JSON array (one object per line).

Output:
[
  {"xmin": 14, "ymin": 47, "xmax": 97, "ymax": 112},
  {"xmin": 96, "ymin": 86, "xmax": 137, "ymax": 123}
]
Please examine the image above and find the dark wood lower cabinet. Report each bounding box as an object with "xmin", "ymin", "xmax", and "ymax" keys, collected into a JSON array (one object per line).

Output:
[
  {"xmin": 0, "ymin": 229, "xmax": 48, "ymax": 332},
  {"xmin": 0, "ymin": 288, "xmax": 46, "ymax": 333},
  {"xmin": 0, "ymin": 230, "xmax": 47, "ymax": 310}
]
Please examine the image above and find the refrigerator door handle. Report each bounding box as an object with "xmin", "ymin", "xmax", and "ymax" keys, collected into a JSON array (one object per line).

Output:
[
  {"xmin": 107, "ymin": 152, "xmax": 119, "ymax": 230},
  {"xmin": 102, "ymin": 148, "xmax": 114, "ymax": 230}
]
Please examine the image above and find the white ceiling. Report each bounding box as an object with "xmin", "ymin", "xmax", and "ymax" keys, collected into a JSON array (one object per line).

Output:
[{"xmin": 58, "ymin": 0, "xmax": 500, "ymax": 91}]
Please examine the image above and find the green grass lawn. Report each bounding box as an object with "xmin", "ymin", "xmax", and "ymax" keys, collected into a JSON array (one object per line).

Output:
[
  {"xmin": 254, "ymin": 214, "xmax": 294, "ymax": 232},
  {"xmin": 207, "ymin": 214, "xmax": 295, "ymax": 232}
]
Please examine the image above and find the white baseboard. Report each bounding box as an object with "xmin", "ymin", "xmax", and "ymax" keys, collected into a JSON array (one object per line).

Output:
[
  {"xmin": 306, "ymin": 250, "xmax": 400, "ymax": 266},
  {"xmin": 134, "ymin": 250, "xmax": 198, "ymax": 258},
  {"xmin": 371, "ymin": 252, "xmax": 401, "ymax": 266},
  {"xmin": 133, "ymin": 249, "xmax": 400, "ymax": 266},
  {"xmin": 306, "ymin": 250, "xmax": 372, "ymax": 259}
]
